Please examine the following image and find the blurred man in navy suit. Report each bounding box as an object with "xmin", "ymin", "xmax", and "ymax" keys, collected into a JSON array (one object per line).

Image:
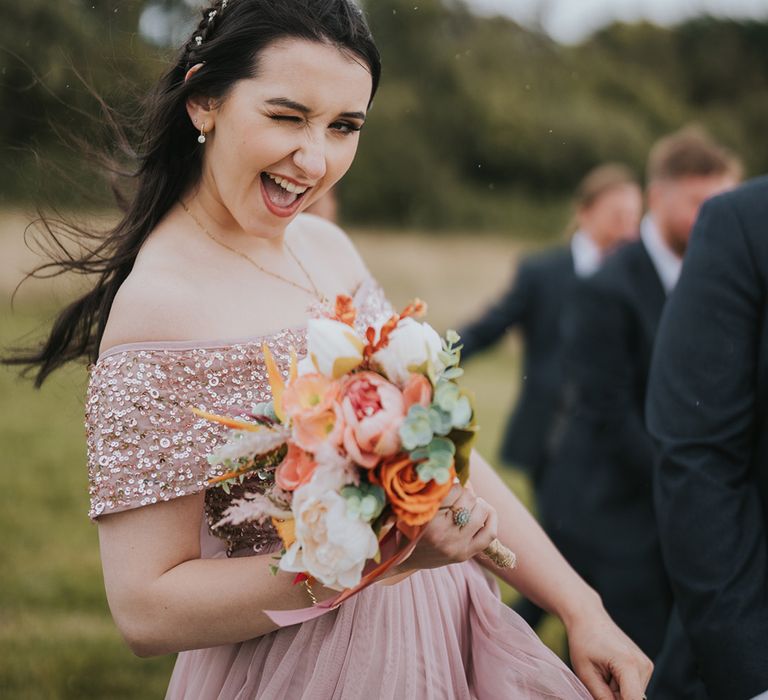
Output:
[
  {"xmin": 458, "ymin": 163, "xmax": 642, "ymax": 628},
  {"xmin": 543, "ymin": 128, "xmax": 741, "ymax": 660},
  {"xmin": 647, "ymin": 174, "xmax": 768, "ymax": 699}
]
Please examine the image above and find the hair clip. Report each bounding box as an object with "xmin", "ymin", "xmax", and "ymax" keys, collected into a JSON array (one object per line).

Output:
[
  {"xmin": 222, "ymin": 0, "xmax": 228, "ymax": 8},
  {"xmin": 208, "ymin": 10, "xmax": 217, "ymax": 21},
  {"xmin": 195, "ymin": 36, "xmax": 203, "ymax": 46}
]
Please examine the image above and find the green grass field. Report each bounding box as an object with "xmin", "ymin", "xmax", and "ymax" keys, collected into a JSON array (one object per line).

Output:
[{"xmin": 0, "ymin": 216, "xmax": 565, "ymax": 698}]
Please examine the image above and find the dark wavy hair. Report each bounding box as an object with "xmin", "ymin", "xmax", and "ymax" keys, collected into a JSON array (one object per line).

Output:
[{"xmin": 4, "ymin": 0, "xmax": 380, "ymax": 387}]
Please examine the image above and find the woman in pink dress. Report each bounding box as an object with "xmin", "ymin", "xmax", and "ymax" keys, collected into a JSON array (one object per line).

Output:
[{"xmin": 11, "ymin": 1, "xmax": 651, "ymax": 697}]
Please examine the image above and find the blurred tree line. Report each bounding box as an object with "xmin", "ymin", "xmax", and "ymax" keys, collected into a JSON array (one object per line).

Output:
[{"xmin": 1, "ymin": 0, "xmax": 767, "ymax": 232}]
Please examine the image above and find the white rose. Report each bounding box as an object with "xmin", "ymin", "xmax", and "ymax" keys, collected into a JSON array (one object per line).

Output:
[
  {"xmin": 296, "ymin": 354, "xmax": 317, "ymax": 377},
  {"xmin": 372, "ymin": 317, "xmax": 445, "ymax": 386},
  {"xmin": 280, "ymin": 480, "xmax": 378, "ymax": 590},
  {"xmin": 304, "ymin": 318, "xmax": 365, "ymax": 379}
]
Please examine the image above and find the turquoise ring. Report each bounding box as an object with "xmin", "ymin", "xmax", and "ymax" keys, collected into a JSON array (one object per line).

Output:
[{"xmin": 452, "ymin": 507, "xmax": 472, "ymax": 529}]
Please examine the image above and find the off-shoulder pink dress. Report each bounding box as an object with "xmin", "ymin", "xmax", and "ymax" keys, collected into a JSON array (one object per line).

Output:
[{"xmin": 86, "ymin": 277, "xmax": 592, "ymax": 699}]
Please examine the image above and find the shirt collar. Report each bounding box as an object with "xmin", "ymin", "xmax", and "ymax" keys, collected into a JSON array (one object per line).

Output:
[
  {"xmin": 640, "ymin": 214, "xmax": 682, "ymax": 294},
  {"xmin": 570, "ymin": 230, "xmax": 602, "ymax": 278}
]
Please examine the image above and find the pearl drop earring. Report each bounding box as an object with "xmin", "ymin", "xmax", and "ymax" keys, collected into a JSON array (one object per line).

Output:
[{"xmin": 198, "ymin": 123, "xmax": 207, "ymax": 144}]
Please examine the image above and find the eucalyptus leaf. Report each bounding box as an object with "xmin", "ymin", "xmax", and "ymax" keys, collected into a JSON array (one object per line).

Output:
[
  {"xmin": 416, "ymin": 462, "xmax": 432, "ymax": 482},
  {"xmin": 400, "ymin": 421, "xmax": 433, "ymax": 450},
  {"xmin": 437, "ymin": 350, "xmax": 454, "ymax": 365},
  {"xmin": 429, "ymin": 436, "xmax": 456, "ymax": 455},
  {"xmin": 435, "ymin": 381, "xmax": 460, "ymax": 412},
  {"xmin": 442, "ymin": 367, "xmax": 464, "ymax": 380},
  {"xmin": 428, "ymin": 406, "xmax": 453, "ymax": 435},
  {"xmin": 432, "ymin": 466, "xmax": 452, "ymax": 484},
  {"xmin": 342, "ymin": 482, "xmax": 386, "ymax": 522},
  {"xmin": 400, "ymin": 404, "xmax": 434, "ymax": 449},
  {"xmin": 429, "ymin": 451, "xmax": 453, "ymax": 470},
  {"xmin": 451, "ymin": 395, "xmax": 473, "ymax": 428},
  {"xmin": 418, "ymin": 457, "xmax": 454, "ymax": 484}
]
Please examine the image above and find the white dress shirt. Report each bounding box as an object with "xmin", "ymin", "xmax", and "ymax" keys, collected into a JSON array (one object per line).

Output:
[
  {"xmin": 570, "ymin": 230, "xmax": 602, "ymax": 278},
  {"xmin": 750, "ymin": 690, "xmax": 768, "ymax": 700},
  {"xmin": 640, "ymin": 214, "xmax": 682, "ymax": 294}
]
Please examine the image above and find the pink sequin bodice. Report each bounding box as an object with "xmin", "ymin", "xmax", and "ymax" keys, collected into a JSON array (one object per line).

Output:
[{"xmin": 85, "ymin": 276, "xmax": 391, "ymax": 554}]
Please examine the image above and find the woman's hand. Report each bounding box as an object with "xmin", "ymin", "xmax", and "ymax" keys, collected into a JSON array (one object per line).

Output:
[
  {"xmin": 566, "ymin": 602, "xmax": 653, "ymax": 700},
  {"xmin": 405, "ymin": 484, "xmax": 498, "ymax": 571}
]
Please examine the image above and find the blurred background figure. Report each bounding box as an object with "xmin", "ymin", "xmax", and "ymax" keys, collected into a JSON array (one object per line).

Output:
[
  {"xmin": 459, "ymin": 164, "xmax": 641, "ymax": 477},
  {"xmin": 457, "ymin": 164, "xmax": 641, "ymax": 626},
  {"xmin": 541, "ymin": 127, "xmax": 741, "ymax": 662},
  {"xmin": 304, "ymin": 186, "xmax": 339, "ymax": 223}
]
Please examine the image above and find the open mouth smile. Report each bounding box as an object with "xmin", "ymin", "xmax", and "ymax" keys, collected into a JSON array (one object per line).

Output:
[{"xmin": 260, "ymin": 172, "xmax": 312, "ymax": 217}]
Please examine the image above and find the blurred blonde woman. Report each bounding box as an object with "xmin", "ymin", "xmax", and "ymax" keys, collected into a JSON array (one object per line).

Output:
[{"xmin": 460, "ymin": 163, "xmax": 642, "ymax": 475}]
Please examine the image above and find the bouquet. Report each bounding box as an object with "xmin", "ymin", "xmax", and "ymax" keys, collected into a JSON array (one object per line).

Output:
[{"xmin": 195, "ymin": 295, "xmax": 515, "ymax": 625}]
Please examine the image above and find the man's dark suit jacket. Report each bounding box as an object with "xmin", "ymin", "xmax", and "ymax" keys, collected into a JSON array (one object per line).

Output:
[
  {"xmin": 542, "ymin": 238, "xmax": 672, "ymax": 657},
  {"xmin": 647, "ymin": 177, "xmax": 768, "ymax": 699},
  {"xmin": 459, "ymin": 246, "xmax": 575, "ymax": 478}
]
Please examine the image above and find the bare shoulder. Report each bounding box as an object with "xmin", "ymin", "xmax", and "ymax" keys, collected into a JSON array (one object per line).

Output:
[
  {"xmin": 98, "ymin": 238, "xmax": 202, "ymax": 355},
  {"xmin": 290, "ymin": 213, "xmax": 369, "ymax": 289}
]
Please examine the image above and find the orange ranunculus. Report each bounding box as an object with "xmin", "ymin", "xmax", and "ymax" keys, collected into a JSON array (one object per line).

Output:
[
  {"xmin": 402, "ymin": 373, "xmax": 432, "ymax": 410},
  {"xmin": 275, "ymin": 443, "xmax": 319, "ymax": 492},
  {"xmin": 282, "ymin": 373, "xmax": 344, "ymax": 452},
  {"xmin": 371, "ymin": 455, "xmax": 456, "ymax": 527}
]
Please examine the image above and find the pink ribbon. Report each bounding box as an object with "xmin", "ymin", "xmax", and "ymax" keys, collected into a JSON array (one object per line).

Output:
[{"xmin": 265, "ymin": 523, "xmax": 425, "ymax": 627}]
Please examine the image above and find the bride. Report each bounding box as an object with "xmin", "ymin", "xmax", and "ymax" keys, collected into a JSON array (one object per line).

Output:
[{"xmin": 9, "ymin": 1, "xmax": 651, "ymax": 697}]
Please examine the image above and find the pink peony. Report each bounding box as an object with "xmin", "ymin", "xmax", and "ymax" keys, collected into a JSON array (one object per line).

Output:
[
  {"xmin": 402, "ymin": 373, "xmax": 432, "ymax": 410},
  {"xmin": 282, "ymin": 374, "xmax": 344, "ymax": 452},
  {"xmin": 340, "ymin": 372, "xmax": 406, "ymax": 468},
  {"xmin": 276, "ymin": 443, "xmax": 319, "ymax": 492}
]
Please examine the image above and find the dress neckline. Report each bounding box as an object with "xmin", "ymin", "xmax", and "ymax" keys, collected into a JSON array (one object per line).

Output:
[{"xmin": 95, "ymin": 275, "xmax": 374, "ymax": 364}]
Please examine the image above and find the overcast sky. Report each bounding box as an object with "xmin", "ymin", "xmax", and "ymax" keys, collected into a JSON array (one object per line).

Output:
[
  {"xmin": 468, "ymin": 0, "xmax": 768, "ymax": 43},
  {"xmin": 140, "ymin": 1, "xmax": 768, "ymax": 48}
]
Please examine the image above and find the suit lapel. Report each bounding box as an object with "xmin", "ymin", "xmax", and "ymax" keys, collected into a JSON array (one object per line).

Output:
[{"xmin": 635, "ymin": 241, "xmax": 668, "ymax": 331}]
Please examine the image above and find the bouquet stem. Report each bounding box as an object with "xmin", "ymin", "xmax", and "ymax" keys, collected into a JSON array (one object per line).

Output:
[{"xmin": 483, "ymin": 538, "xmax": 517, "ymax": 569}]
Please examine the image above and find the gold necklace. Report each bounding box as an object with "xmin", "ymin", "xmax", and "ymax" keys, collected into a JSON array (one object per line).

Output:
[{"xmin": 180, "ymin": 200, "xmax": 328, "ymax": 305}]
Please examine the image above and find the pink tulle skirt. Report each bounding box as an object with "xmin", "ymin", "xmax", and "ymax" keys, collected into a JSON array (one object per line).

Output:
[{"xmin": 166, "ymin": 560, "xmax": 592, "ymax": 699}]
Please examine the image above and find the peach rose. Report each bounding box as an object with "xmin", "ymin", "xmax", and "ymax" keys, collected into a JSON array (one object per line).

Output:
[
  {"xmin": 282, "ymin": 374, "xmax": 344, "ymax": 452},
  {"xmin": 402, "ymin": 373, "xmax": 432, "ymax": 410},
  {"xmin": 371, "ymin": 455, "xmax": 456, "ymax": 527},
  {"xmin": 275, "ymin": 443, "xmax": 319, "ymax": 492},
  {"xmin": 340, "ymin": 372, "xmax": 406, "ymax": 468}
]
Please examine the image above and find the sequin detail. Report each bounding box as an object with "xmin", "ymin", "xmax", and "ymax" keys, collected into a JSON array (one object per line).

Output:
[{"xmin": 85, "ymin": 277, "xmax": 392, "ymax": 553}]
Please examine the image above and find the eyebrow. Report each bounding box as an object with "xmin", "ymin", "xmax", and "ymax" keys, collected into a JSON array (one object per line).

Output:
[{"xmin": 265, "ymin": 97, "xmax": 366, "ymax": 122}]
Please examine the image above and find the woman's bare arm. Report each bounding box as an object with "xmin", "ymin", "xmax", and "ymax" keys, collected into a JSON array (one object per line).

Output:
[
  {"xmin": 468, "ymin": 450, "xmax": 653, "ymax": 700},
  {"xmin": 98, "ymin": 493, "xmax": 337, "ymax": 657},
  {"xmin": 467, "ymin": 450, "xmax": 601, "ymax": 624}
]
